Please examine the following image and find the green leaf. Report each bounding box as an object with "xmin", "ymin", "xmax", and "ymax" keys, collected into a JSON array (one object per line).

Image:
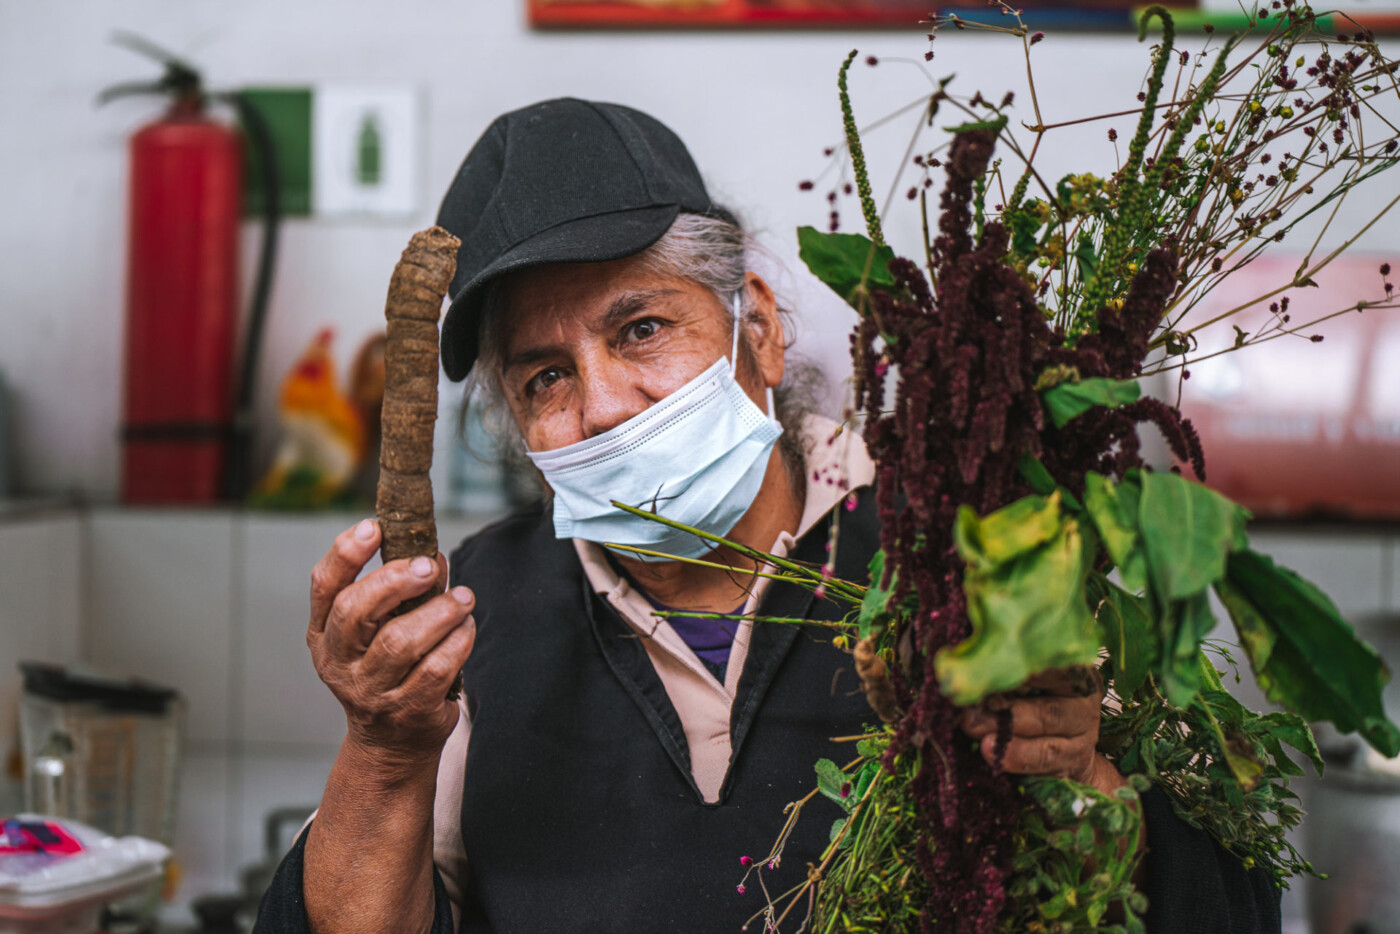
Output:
[
  {"xmin": 1158, "ymin": 592, "xmax": 1218, "ymax": 706},
  {"xmin": 855, "ymin": 734, "xmax": 884, "ymax": 759},
  {"xmin": 1194, "ymin": 674, "xmax": 1265, "ymax": 790},
  {"xmin": 815, "ymin": 758, "xmax": 851, "ymax": 810},
  {"xmin": 939, "ymin": 494, "xmax": 1100, "ymax": 704},
  {"xmin": 954, "ymin": 494, "xmax": 1062, "ymax": 565},
  {"xmin": 1138, "ymin": 471, "xmax": 1248, "ymax": 604},
  {"xmin": 1087, "ymin": 572, "xmax": 1157, "ymax": 696},
  {"xmin": 1197, "ymin": 648, "xmax": 1227, "ymax": 694},
  {"xmin": 1083, "ymin": 471, "xmax": 1147, "ymax": 594},
  {"xmin": 1259, "ymin": 711, "xmax": 1324, "ymax": 774},
  {"xmin": 796, "ymin": 226, "xmax": 897, "ymax": 310},
  {"xmin": 1017, "ymin": 454, "xmax": 1058, "ymax": 496},
  {"xmin": 1073, "ymin": 230, "xmax": 1099, "ymax": 284},
  {"xmin": 1015, "ymin": 455, "xmax": 1083, "ymax": 512},
  {"xmin": 856, "ymin": 550, "xmax": 896, "ymax": 639},
  {"xmin": 1042, "ymin": 891, "xmax": 1069, "ymax": 920},
  {"xmin": 830, "ymin": 817, "xmax": 852, "ymax": 848},
  {"xmin": 1007, "ymin": 208, "xmax": 1044, "ymax": 259},
  {"xmin": 947, "ymin": 114, "xmax": 1009, "ymax": 134},
  {"xmin": 1217, "ymin": 549, "xmax": 1400, "ymax": 757},
  {"xmin": 1041, "ymin": 377, "xmax": 1142, "ymax": 428},
  {"xmin": 854, "ymin": 760, "xmax": 878, "ymax": 799}
]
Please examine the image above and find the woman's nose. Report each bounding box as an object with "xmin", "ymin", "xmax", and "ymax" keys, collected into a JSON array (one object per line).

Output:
[{"xmin": 578, "ymin": 359, "xmax": 647, "ymax": 439}]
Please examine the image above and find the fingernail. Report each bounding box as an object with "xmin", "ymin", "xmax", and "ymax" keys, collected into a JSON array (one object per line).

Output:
[
  {"xmin": 411, "ymin": 556, "xmax": 434, "ymax": 577},
  {"xmin": 355, "ymin": 519, "xmax": 375, "ymax": 541},
  {"xmin": 451, "ymin": 586, "xmax": 473, "ymax": 605}
]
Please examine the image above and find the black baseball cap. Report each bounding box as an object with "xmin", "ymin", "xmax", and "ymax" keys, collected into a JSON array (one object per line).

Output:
[{"xmin": 435, "ymin": 98, "xmax": 723, "ymax": 381}]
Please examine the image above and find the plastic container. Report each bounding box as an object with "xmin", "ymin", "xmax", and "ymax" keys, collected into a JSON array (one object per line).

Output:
[
  {"xmin": 18, "ymin": 663, "xmax": 182, "ymax": 846},
  {"xmin": 18, "ymin": 664, "xmax": 184, "ymax": 931},
  {"xmin": 0, "ymin": 815, "xmax": 169, "ymax": 934}
]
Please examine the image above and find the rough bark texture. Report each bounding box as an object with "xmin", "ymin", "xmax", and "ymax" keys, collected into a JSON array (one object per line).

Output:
[
  {"xmin": 375, "ymin": 226, "xmax": 461, "ymax": 694},
  {"xmin": 855, "ymin": 636, "xmax": 900, "ymax": 724}
]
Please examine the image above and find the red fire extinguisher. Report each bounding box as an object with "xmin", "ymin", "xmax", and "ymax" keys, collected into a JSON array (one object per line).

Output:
[{"xmin": 102, "ymin": 34, "xmax": 278, "ymax": 504}]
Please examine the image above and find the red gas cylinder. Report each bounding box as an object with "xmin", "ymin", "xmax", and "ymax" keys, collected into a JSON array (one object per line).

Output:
[{"xmin": 119, "ymin": 93, "xmax": 242, "ymax": 503}]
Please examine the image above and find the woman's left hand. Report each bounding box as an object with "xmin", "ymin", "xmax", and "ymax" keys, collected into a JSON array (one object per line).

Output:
[{"xmin": 958, "ymin": 666, "xmax": 1128, "ymax": 796}]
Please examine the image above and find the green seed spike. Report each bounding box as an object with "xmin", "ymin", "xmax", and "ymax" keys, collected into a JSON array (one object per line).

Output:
[
  {"xmin": 1008, "ymin": 168, "xmax": 1032, "ymax": 212},
  {"xmin": 1141, "ymin": 40, "xmax": 1235, "ymax": 200},
  {"xmin": 973, "ymin": 172, "xmax": 988, "ymax": 241},
  {"xmin": 839, "ymin": 49, "xmax": 885, "ymax": 247},
  {"xmin": 1079, "ymin": 5, "xmax": 1176, "ymax": 327}
]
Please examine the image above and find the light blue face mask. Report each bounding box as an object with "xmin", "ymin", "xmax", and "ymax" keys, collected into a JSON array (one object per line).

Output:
[{"xmin": 525, "ymin": 294, "xmax": 783, "ymax": 561}]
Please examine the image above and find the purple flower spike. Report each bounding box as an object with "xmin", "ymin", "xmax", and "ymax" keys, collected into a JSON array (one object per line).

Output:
[{"xmin": 740, "ymin": 855, "xmax": 753, "ymax": 866}]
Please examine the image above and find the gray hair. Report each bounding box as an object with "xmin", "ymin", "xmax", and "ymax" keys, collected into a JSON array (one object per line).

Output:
[{"xmin": 461, "ymin": 211, "xmax": 821, "ymax": 487}]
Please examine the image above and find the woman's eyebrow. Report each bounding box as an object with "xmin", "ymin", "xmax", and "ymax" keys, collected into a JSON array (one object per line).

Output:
[
  {"xmin": 600, "ymin": 288, "xmax": 678, "ymax": 331},
  {"xmin": 502, "ymin": 344, "xmax": 559, "ymax": 378}
]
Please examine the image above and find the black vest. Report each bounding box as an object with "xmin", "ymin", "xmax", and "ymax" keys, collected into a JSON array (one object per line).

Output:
[{"xmin": 448, "ymin": 491, "xmax": 880, "ymax": 933}]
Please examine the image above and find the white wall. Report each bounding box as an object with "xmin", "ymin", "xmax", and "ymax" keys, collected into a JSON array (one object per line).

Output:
[{"xmin": 6, "ymin": 0, "xmax": 1398, "ymax": 498}]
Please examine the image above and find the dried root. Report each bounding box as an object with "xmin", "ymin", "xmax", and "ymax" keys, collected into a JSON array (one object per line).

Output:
[
  {"xmin": 855, "ymin": 636, "xmax": 901, "ymax": 724},
  {"xmin": 376, "ymin": 225, "xmax": 461, "ymax": 696}
]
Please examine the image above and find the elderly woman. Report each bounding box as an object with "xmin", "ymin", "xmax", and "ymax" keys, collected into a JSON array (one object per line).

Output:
[{"xmin": 253, "ymin": 99, "xmax": 1279, "ymax": 934}]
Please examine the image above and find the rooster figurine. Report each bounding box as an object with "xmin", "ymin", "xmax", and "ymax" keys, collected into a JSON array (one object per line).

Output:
[{"xmin": 251, "ymin": 329, "xmax": 368, "ymax": 508}]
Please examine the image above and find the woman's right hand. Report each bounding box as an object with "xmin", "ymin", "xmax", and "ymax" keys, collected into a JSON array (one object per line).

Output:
[{"xmin": 306, "ymin": 518, "xmax": 476, "ymax": 765}]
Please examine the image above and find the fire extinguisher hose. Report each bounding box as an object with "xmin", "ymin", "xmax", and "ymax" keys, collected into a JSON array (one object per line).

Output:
[{"xmin": 219, "ymin": 91, "xmax": 280, "ymax": 501}]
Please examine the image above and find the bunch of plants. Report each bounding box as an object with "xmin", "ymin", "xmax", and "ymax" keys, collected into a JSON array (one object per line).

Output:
[{"xmin": 617, "ymin": 4, "xmax": 1400, "ymax": 931}]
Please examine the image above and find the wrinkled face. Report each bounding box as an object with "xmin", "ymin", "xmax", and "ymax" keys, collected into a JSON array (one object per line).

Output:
[{"xmin": 497, "ymin": 254, "xmax": 781, "ymax": 454}]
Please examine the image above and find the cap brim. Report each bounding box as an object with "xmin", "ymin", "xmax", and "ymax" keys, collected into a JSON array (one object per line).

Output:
[{"xmin": 441, "ymin": 203, "xmax": 682, "ymax": 381}]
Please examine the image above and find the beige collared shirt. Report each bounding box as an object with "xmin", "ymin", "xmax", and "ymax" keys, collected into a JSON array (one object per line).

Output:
[{"xmin": 427, "ymin": 415, "xmax": 875, "ymax": 918}]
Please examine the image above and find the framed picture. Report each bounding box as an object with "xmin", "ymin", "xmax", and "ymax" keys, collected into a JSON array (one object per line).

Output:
[
  {"xmin": 528, "ymin": 0, "xmax": 938, "ymax": 28},
  {"xmin": 1176, "ymin": 255, "xmax": 1400, "ymax": 520},
  {"xmin": 528, "ymin": 0, "xmax": 1400, "ymax": 32}
]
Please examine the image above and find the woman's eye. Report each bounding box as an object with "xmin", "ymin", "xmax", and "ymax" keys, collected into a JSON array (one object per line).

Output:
[
  {"xmin": 625, "ymin": 319, "xmax": 661, "ymax": 342},
  {"xmin": 530, "ymin": 368, "xmax": 564, "ymax": 394}
]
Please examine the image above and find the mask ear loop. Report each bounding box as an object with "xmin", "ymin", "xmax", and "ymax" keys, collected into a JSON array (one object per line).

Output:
[{"xmin": 732, "ymin": 290, "xmax": 777, "ymax": 420}]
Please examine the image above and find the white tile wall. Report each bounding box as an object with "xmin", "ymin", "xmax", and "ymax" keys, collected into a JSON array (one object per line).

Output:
[
  {"xmin": 172, "ymin": 749, "xmax": 232, "ymax": 903},
  {"xmin": 87, "ymin": 509, "xmax": 237, "ymax": 745},
  {"xmin": 232, "ymin": 749, "xmax": 337, "ymax": 872},
  {"xmin": 239, "ymin": 514, "xmax": 354, "ymax": 751}
]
